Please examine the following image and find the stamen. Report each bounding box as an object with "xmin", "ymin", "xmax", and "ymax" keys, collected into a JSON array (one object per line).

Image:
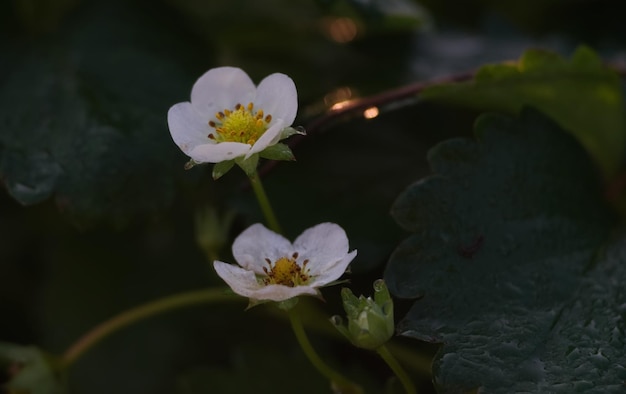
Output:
[
  {"xmin": 208, "ymin": 102, "xmax": 274, "ymax": 145},
  {"xmin": 262, "ymin": 254, "xmax": 311, "ymax": 287},
  {"xmin": 208, "ymin": 134, "xmax": 215, "ymax": 139}
]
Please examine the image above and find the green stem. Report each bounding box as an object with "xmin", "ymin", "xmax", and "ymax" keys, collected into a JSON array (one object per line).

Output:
[
  {"xmin": 376, "ymin": 344, "xmax": 417, "ymax": 394},
  {"xmin": 248, "ymin": 171, "xmax": 282, "ymax": 233},
  {"xmin": 61, "ymin": 288, "xmax": 239, "ymax": 368},
  {"xmin": 288, "ymin": 310, "xmax": 361, "ymax": 393}
]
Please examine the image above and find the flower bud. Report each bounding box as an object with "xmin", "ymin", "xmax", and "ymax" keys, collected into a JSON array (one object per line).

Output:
[
  {"xmin": 331, "ymin": 279, "xmax": 394, "ymax": 350},
  {"xmin": 195, "ymin": 206, "xmax": 235, "ymax": 261}
]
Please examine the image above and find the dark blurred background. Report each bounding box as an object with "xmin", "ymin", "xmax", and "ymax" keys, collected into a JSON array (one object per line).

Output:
[{"xmin": 1, "ymin": 0, "xmax": 625, "ymax": 392}]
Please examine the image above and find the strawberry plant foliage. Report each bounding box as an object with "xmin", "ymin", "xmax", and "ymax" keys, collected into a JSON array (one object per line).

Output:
[
  {"xmin": 0, "ymin": 1, "xmax": 203, "ymax": 223},
  {"xmin": 385, "ymin": 109, "xmax": 626, "ymax": 393},
  {"xmin": 421, "ymin": 47, "xmax": 626, "ymax": 177}
]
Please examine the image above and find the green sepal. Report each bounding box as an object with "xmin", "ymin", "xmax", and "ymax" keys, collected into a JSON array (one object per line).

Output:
[
  {"xmin": 341, "ymin": 287, "xmax": 362, "ymax": 317},
  {"xmin": 184, "ymin": 159, "xmax": 201, "ymax": 170},
  {"xmin": 235, "ymin": 154, "xmax": 259, "ymax": 177},
  {"xmin": 244, "ymin": 296, "xmax": 299, "ymax": 311},
  {"xmin": 212, "ymin": 160, "xmax": 235, "ymax": 180},
  {"xmin": 259, "ymin": 143, "xmax": 296, "ymax": 161},
  {"xmin": 244, "ymin": 298, "xmax": 271, "ymax": 310},
  {"xmin": 277, "ymin": 297, "xmax": 299, "ymax": 311},
  {"xmin": 280, "ymin": 126, "xmax": 306, "ymax": 140},
  {"xmin": 330, "ymin": 315, "xmax": 351, "ymax": 339},
  {"xmin": 373, "ymin": 279, "xmax": 393, "ymax": 317}
]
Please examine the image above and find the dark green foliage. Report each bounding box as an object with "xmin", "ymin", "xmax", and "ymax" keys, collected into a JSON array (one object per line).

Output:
[
  {"xmin": 386, "ymin": 109, "xmax": 625, "ymax": 392},
  {"xmin": 0, "ymin": 1, "xmax": 204, "ymax": 224},
  {"xmin": 422, "ymin": 47, "xmax": 626, "ymax": 176}
]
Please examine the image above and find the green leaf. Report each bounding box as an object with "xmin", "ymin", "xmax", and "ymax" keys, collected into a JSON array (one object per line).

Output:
[
  {"xmin": 385, "ymin": 109, "xmax": 623, "ymax": 392},
  {"xmin": 0, "ymin": 1, "xmax": 206, "ymax": 224},
  {"xmin": 421, "ymin": 46, "xmax": 626, "ymax": 177},
  {"xmin": 1, "ymin": 342, "xmax": 62, "ymax": 394}
]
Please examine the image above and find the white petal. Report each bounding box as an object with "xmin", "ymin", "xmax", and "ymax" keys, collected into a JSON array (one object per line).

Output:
[
  {"xmin": 232, "ymin": 223, "xmax": 293, "ymax": 274},
  {"xmin": 191, "ymin": 67, "xmax": 256, "ymax": 117},
  {"xmin": 310, "ymin": 250, "xmax": 357, "ymax": 287},
  {"xmin": 213, "ymin": 261, "xmax": 264, "ymax": 298},
  {"xmin": 167, "ymin": 102, "xmax": 212, "ymax": 154},
  {"xmin": 294, "ymin": 223, "xmax": 350, "ymax": 271},
  {"xmin": 246, "ymin": 284, "xmax": 319, "ymax": 302},
  {"xmin": 254, "ymin": 73, "xmax": 298, "ymax": 127},
  {"xmin": 246, "ymin": 119, "xmax": 285, "ymax": 158},
  {"xmin": 188, "ymin": 142, "xmax": 250, "ymax": 163},
  {"xmin": 213, "ymin": 261, "xmax": 319, "ymax": 302}
]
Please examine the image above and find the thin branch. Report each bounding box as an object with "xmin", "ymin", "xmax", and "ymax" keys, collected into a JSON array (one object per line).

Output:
[
  {"xmin": 256, "ymin": 70, "xmax": 475, "ymax": 178},
  {"xmin": 254, "ymin": 60, "xmax": 626, "ymax": 180},
  {"xmin": 307, "ymin": 71, "xmax": 475, "ymax": 134}
]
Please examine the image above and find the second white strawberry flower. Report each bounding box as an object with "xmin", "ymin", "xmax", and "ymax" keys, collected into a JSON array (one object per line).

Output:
[{"xmin": 213, "ymin": 223, "xmax": 357, "ymax": 304}]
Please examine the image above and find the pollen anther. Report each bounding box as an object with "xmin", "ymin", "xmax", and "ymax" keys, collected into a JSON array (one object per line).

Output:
[
  {"xmin": 262, "ymin": 254, "xmax": 311, "ymax": 287},
  {"xmin": 206, "ymin": 101, "xmax": 274, "ymax": 145}
]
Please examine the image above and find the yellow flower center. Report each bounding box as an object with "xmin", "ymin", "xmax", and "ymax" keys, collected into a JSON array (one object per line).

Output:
[
  {"xmin": 208, "ymin": 102, "xmax": 273, "ymax": 146},
  {"xmin": 262, "ymin": 252, "xmax": 310, "ymax": 287}
]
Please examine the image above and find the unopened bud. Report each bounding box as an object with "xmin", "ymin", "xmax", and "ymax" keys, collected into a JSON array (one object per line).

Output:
[{"xmin": 331, "ymin": 279, "xmax": 394, "ymax": 350}]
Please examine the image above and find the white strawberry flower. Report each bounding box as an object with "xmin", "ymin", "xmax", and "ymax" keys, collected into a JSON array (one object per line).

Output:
[
  {"xmin": 167, "ymin": 67, "xmax": 299, "ymax": 169},
  {"xmin": 213, "ymin": 223, "xmax": 357, "ymax": 303}
]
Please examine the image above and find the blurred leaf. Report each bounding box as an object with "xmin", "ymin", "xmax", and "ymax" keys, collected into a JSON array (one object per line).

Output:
[
  {"xmin": 322, "ymin": 0, "xmax": 432, "ymax": 31},
  {"xmin": 385, "ymin": 109, "xmax": 624, "ymax": 392},
  {"xmin": 422, "ymin": 46, "xmax": 626, "ymax": 177},
  {"xmin": 0, "ymin": 0, "xmax": 206, "ymax": 224},
  {"xmin": 0, "ymin": 342, "xmax": 62, "ymax": 394}
]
